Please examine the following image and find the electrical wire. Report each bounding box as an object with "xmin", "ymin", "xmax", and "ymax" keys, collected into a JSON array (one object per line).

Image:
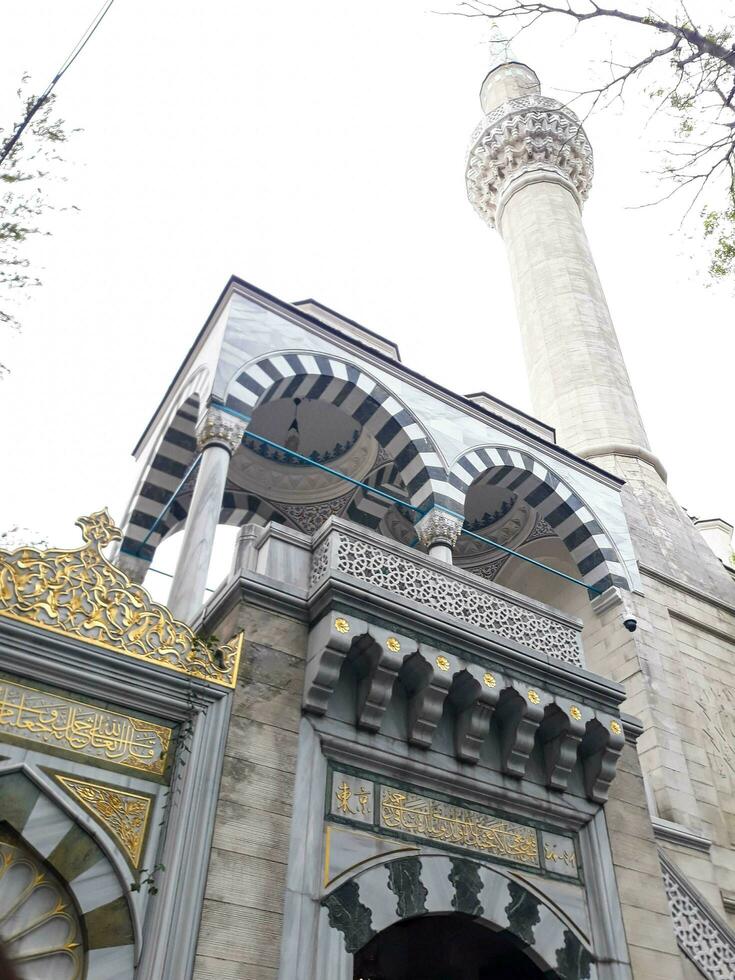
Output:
[{"xmin": 0, "ymin": 0, "xmax": 117, "ymax": 166}]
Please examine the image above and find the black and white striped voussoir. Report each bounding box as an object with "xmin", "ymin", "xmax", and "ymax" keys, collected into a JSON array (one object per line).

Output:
[{"xmin": 450, "ymin": 447, "xmax": 630, "ymax": 594}]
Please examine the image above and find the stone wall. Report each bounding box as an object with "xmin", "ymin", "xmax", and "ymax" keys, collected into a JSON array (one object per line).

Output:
[
  {"xmin": 604, "ymin": 741, "xmax": 684, "ymax": 980},
  {"xmin": 193, "ymin": 604, "xmax": 307, "ymax": 979}
]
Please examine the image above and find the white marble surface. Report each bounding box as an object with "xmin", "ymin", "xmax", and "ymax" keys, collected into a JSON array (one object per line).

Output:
[{"xmin": 168, "ymin": 442, "xmax": 232, "ymax": 622}]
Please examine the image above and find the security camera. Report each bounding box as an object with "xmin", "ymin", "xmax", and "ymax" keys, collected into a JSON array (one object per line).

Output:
[{"xmin": 623, "ymin": 617, "xmax": 637, "ymax": 633}]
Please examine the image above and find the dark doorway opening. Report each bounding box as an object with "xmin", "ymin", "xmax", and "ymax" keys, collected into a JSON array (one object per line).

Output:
[{"xmin": 354, "ymin": 913, "xmax": 549, "ymax": 980}]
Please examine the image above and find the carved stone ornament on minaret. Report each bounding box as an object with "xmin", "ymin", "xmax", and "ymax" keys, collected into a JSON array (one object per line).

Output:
[{"xmin": 466, "ymin": 61, "xmax": 666, "ymax": 482}]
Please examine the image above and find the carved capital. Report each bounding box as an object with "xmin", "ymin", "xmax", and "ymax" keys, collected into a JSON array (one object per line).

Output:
[
  {"xmin": 197, "ymin": 407, "xmax": 246, "ymax": 454},
  {"xmin": 416, "ymin": 509, "xmax": 464, "ymax": 551},
  {"xmin": 466, "ymin": 93, "xmax": 594, "ymax": 228}
]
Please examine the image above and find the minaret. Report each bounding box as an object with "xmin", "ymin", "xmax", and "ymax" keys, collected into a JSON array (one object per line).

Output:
[{"xmin": 466, "ymin": 60, "xmax": 666, "ymax": 481}]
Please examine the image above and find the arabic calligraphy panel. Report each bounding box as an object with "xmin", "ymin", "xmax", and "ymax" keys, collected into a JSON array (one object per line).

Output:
[
  {"xmin": 379, "ymin": 787, "xmax": 539, "ymax": 868},
  {"xmin": 0, "ymin": 678, "xmax": 171, "ymax": 776}
]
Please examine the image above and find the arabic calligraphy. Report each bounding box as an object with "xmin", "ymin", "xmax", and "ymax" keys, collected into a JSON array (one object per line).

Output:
[
  {"xmin": 0, "ymin": 679, "xmax": 170, "ymax": 775},
  {"xmin": 380, "ymin": 789, "xmax": 539, "ymax": 866},
  {"xmin": 0, "ymin": 509, "xmax": 242, "ymax": 688}
]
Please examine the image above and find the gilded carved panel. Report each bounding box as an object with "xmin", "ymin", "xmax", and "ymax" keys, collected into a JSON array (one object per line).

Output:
[
  {"xmin": 54, "ymin": 773, "xmax": 153, "ymax": 867},
  {"xmin": 0, "ymin": 677, "xmax": 171, "ymax": 775},
  {"xmin": 0, "ymin": 509, "xmax": 242, "ymax": 688}
]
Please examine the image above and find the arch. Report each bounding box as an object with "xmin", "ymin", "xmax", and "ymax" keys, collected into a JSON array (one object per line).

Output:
[
  {"xmin": 119, "ymin": 367, "xmax": 209, "ymax": 564},
  {"xmin": 0, "ymin": 769, "xmax": 136, "ymax": 979},
  {"xmin": 322, "ymin": 853, "xmax": 593, "ymax": 980},
  {"xmin": 449, "ymin": 446, "xmax": 629, "ymax": 594},
  {"xmin": 225, "ymin": 352, "xmax": 449, "ymax": 512}
]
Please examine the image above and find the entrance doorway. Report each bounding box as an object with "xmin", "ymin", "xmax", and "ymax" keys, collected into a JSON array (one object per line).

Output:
[{"xmin": 353, "ymin": 913, "xmax": 551, "ymax": 980}]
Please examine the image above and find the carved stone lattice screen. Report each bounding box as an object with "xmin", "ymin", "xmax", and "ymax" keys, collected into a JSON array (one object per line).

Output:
[
  {"xmin": 310, "ymin": 528, "xmax": 583, "ymax": 666},
  {"xmin": 661, "ymin": 855, "xmax": 735, "ymax": 980}
]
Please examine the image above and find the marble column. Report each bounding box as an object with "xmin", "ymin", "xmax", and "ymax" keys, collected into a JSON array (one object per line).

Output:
[
  {"xmin": 167, "ymin": 407, "xmax": 246, "ymax": 623},
  {"xmin": 416, "ymin": 509, "xmax": 463, "ymax": 564}
]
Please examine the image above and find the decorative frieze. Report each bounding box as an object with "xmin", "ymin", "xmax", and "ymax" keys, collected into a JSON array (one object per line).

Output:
[
  {"xmin": 305, "ymin": 613, "xmax": 625, "ymax": 801},
  {"xmin": 325, "ymin": 769, "xmax": 583, "ymax": 879},
  {"xmin": 0, "ymin": 678, "xmax": 171, "ymax": 775},
  {"xmin": 308, "ymin": 523, "xmax": 583, "ymax": 666},
  {"xmin": 379, "ymin": 788, "xmax": 539, "ymax": 868}
]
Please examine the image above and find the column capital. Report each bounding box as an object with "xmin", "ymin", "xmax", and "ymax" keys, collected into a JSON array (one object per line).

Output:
[
  {"xmin": 466, "ymin": 93, "xmax": 594, "ymax": 229},
  {"xmin": 196, "ymin": 407, "xmax": 246, "ymax": 455},
  {"xmin": 416, "ymin": 508, "xmax": 464, "ymax": 551}
]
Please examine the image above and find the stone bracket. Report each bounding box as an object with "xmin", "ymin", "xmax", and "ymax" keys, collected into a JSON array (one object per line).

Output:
[
  {"xmin": 303, "ymin": 613, "xmax": 367, "ymax": 715},
  {"xmin": 538, "ymin": 700, "xmax": 588, "ymax": 792},
  {"xmin": 579, "ymin": 717, "xmax": 625, "ymax": 804},
  {"xmin": 354, "ymin": 627, "xmax": 412, "ymax": 732},
  {"xmin": 495, "ymin": 686, "xmax": 547, "ymax": 777},
  {"xmin": 402, "ymin": 646, "xmax": 458, "ymax": 748},
  {"xmin": 452, "ymin": 664, "xmax": 503, "ymax": 764}
]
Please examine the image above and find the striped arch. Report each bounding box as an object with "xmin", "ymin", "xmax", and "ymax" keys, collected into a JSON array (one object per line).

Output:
[
  {"xmin": 450, "ymin": 447, "xmax": 629, "ymax": 594},
  {"xmin": 163, "ymin": 489, "xmax": 289, "ymax": 539},
  {"xmin": 0, "ymin": 769, "xmax": 136, "ymax": 978},
  {"xmin": 119, "ymin": 370, "xmax": 208, "ymax": 563},
  {"xmin": 226, "ymin": 352, "xmax": 449, "ymax": 512},
  {"xmin": 346, "ymin": 460, "xmax": 414, "ymax": 531},
  {"xmin": 322, "ymin": 853, "xmax": 593, "ymax": 979}
]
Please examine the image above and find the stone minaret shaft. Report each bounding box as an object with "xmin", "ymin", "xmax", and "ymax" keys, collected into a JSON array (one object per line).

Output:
[{"xmin": 467, "ymin": 63, "xmax": 664, "ymax": 479}]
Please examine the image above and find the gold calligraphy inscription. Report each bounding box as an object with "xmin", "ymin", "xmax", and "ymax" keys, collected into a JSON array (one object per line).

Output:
[
  {"xmin": 335, "ymin": 780, "xmax": 372, "ymax": 816},
  {"xmin": 380, "ymin": 789, "xmax": 539, "ymax": 866},
  {"xmin": 0, "ymin": 679, "xmax": 170, "ymax": 775},
  {"xmin": 55, "ymin": 774, "xmax": 151, "ymax": 867},
  {"xmin": 0, "ymin": 510, "xmax": 242, "ymax": 688},
  {"xmin": 544, "ymin": 844, "xmax": 577, "ymax": 868}
]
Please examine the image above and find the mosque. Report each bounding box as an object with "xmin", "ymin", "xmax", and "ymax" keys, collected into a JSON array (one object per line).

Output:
[{"xmin": 0, "ymin": 56, "xmax": 734, "ymax": 980}]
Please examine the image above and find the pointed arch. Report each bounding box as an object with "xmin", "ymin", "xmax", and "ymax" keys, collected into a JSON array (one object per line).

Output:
[
  {"xmin": 322, "ymin": 853, "xmax": 593, "ymax": 979},
  {"xmin": 449, "ymin": 446, "xmax": 630, "ymax": 594},
  {"xmin": 225, "ymin": 352, "xmax": 450, "ymax": 512},
  {"xmin": 0, "ymin": 768, "xmax": 136, "ymax": 979}
]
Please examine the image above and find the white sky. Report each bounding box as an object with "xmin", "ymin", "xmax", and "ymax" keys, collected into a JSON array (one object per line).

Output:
[{"xmin": 1, "ymin": 1, "xmax": 733, "ymax": 601}]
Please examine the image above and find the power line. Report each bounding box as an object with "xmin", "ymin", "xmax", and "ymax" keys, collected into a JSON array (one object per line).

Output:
[{"xmin": 0, "ymin": 0, "xmax": 117, "ymax": 167}]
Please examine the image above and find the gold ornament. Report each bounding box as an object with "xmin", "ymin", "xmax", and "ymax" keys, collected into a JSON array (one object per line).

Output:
[
  {"xmin": 570, "ymin": 706, "xmax": 582, "ymax": 721},
  {"xmin": 527, "ymin": 690, "xmax": 541, "ymax": 705},
  {"xmin": 483, "ymin": 672, "xmax": 497, "ymax": 688},
  {"xmin": 386, "ymin": 637, "xmax": 401, "ymax": 652},
  {"xmin": 610, "ymin": 720, "xmax": 622, "ymax": 736},
  {"xmin": 435, "ymin": 656, "xmax": 450, "ymax": 672},
  {"xmin": 0, "ymin": 510, "xmax": 242, "ymax": 688},
  {"xmin": 0, "ymin": 678, "xmax": 170, "ymax": 775},
  {"xmin": 334, "ymin": 618, "xmax": 350, "ymax": 634},
  {"xmin": 55, "ymin": 774, "xmax": 152, "ymax": 867}
]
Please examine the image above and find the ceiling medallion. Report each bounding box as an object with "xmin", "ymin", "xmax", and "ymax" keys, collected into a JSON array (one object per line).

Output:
[{"xmin": 0, "ymin": 510, "xmax": 242, "ymax": 688}]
